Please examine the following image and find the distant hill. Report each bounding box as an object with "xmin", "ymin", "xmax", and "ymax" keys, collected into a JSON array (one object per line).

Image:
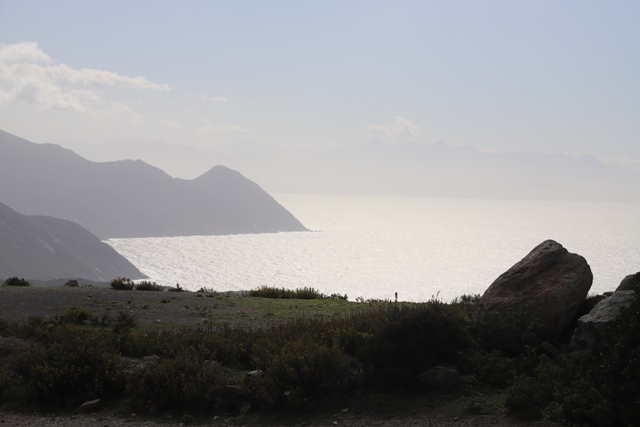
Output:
[
  {"xmin": 57, "ymin": 137, "xmax": 640, "ymax": 202},
  {"xmin": 0, "ymin": 129, "xmax": 307, "ymax": 238},
  {"xmin": 0, "ymin": 203, "xmax": 146, "ymax": 281}
]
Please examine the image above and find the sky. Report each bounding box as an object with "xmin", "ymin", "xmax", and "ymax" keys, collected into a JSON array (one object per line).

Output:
[{"xmin": 0, "ymin": 1, "xmax": 639, "ymax": 162}]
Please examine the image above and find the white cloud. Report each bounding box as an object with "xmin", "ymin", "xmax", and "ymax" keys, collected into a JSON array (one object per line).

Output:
[
  {"xmin": 0, "ymin": 41, "xmax": 51, "ymax": 63},
  {"xmin": 160, "ymin": 120, "xmax": 183, "ymax": 129},
  {"xmin": 196, "ymin": 119, "xmax": 247, "ymax": 134},
  {"xmin": 199, "ymin": 94, "xmax": 227, "ymax": 103},
  {"xmin": 367, "ymin": 115, "xmax": 420, "ymax": 141},
  {"xmin": 0, "ymin": 41, "xmax": 170, "ymax": 117}
]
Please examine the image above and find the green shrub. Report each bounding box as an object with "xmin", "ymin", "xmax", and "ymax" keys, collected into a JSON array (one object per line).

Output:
[
  {"xmin": 168, "ymin": 283, "xmax": 184, "ymax": 292},
  {"xmin": 112, "ymin": 311, "xmax": 137, "ymax": 334},
  {"xmin": 505, "ymin": 352, "xmax": 611, "ymax": 425},
  {"xmin": 244, "ymin": 337, "xmax": 359, "ymax": 411},
  {"xmin": 135, "ymin": 281, "xmax": 163, "ymax": 291},
  {"xmin": 197, "ymin": 287, "xmax": 217, "ymax": 293},
  {"xmin": 127, "ymin": 347, "xmax": 232, "ymax": 413},
  {"xmin": 2, "ymin": 277, "xmax": 31, "ymax": 287},
  {"xmin": 63, "ymin": 279, "xmax": 79, "ymax": 287},
  {"xmin": 110, "ymin": 277, "xmax": 135, "ymax": 290},
  {"xmin": 56, "ymin": 307, "xmax": 91, "ymax": 325},
  {"xmin": 504, "ymin": 373, "xmax": 550, "ymax": 420},
  {"xmin": 10, "ymin": 326, "xmax": 126, "ymax": 406},
  {"xmin": 470, "ymin": 308, "xmax": 545, "ymax": 358},
  {"xmin": 248, "ymin": 286, "xmax": 327, "ymax": 299},
  {"xmin": 357, "ymin": 308, "xmax": 471, "ymax": 390},
  {"xmin": 460, "ymin": 349, "xmax": 515, "ymax": 388},
  {"xmin": 90, "ymin": 312, "xmax": 112, "ymax": 328}
]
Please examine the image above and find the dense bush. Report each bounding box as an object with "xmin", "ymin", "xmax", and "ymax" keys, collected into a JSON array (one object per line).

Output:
[
  {"xmin": 10, "ymin": 325, "xmax": 126, "ymax": 406},
  {"xmin": 459, "ymin": 349, "xmax": 515, "ymax": 388},
  {"xmin": 2, "ymin": 277, "xmax": 31, "ymax": 287},
  {"xmin": 244, "ymin": 337, "xmax": 359, "ymax": 411},
  {"xmin": 135, "ymin": 281, "xmax": 163, "ymax": 291},
  {"xmin": 502, "ymin": 284, "xmax": 640, "ymax": 426},
  {"xmin": 470, "ymin": 308, "xmax": 545, "ymax": 358},
  {"xmin": 357, "ymin": 308, "xmax": 471, "ymax": 389},
  {"xmin": 127, "ymin": 347, "xmax": 233, "ymax": 413},
  {"xmin": 505, "ymin": 351, "xmax": 611, "ymax": 425},
  {"xmin": 248, "ymin": 286, "xmax": 328, "ymax": 299},
  {"xmin": 55, "ymin": 307, "xmax": 91, "ymax": 325},
  {"xmin": 63, "ymin": 279, "xmax": 79, "ymax": 287},
  {"xmin": 110, "ymin": 277, "xmax": 135, "ymax": 290},
  {"xmin": 112, "ymin": 310, "xmax": 137, "ymax": 334}
]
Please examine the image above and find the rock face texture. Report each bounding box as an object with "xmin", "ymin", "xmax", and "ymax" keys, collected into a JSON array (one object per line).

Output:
[
  {"xmin": 570, "ymin": 272, "xmax": 639, "ymax": 351},
  {"xmin": 570, "ymin": 291, "xmax": 635, "ymax": 351},
  {"xmin": 616, "ymin": 272, "xmax": 640, "ymax": 291},
  {"xmin": 0, "ymin": 202, "xmax": 146, "ymax": 281},
  {"xmin": 479, "ymin": 240, "xmax": 593, "ymax": 339}
]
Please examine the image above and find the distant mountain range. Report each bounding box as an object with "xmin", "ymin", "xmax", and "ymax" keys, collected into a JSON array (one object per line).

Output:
[
  {"xmin": 0, "ymin": 202, "xmax": 146, "ymax": 281},
  {"xmin": 57, "ymin": 137, "xmax": 640, "ymax": 202},
  {"xmin": 0, "ymin": 129, "xmax": 307, "ymax": 239}
]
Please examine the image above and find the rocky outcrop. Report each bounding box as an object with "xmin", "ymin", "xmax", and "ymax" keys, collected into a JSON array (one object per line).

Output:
[
  {"xmin": 479, "ymin": 240, "xmax": 593, "ymax": 339},
  {"xmin": 570, "ymin": 273, "xmax": 639, "ymax": 351}
]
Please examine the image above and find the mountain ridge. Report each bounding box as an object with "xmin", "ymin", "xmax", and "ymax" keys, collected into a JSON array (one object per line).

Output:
[
  {"xmin": 53, "ymin": 136, "xmax": 640, "ymax": 202},
  {"xmin": 0, "ymin": 129, "xmax": 307, "ymax": 239}
]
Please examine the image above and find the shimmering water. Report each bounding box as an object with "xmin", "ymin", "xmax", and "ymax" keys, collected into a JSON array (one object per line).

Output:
[{"xmin": 106, "ymin": 195, "xmax": 640, "ymax": 301}]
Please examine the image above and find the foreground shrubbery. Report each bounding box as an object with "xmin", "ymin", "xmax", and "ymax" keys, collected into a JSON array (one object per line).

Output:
[
  {"xmin": 10, "ymin": 325, "xmax": 126, "ymax": 406},
  {"xmin": 503, "ymin": 282, "xmax": 640, "ymax": 426},
  {"xmin": 0, "ymin": 287, "xmax": 639, "ymax": 425}
]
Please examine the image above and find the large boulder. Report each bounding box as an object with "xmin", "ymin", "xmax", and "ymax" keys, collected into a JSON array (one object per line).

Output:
[
  {"xmin": 570, "ymin": 272, "xmax": 639, "ymax": 351},
  {"xmin": 616, "ymin": 272, "xmax": 640, "ymax": 291},
  {"xmin": 479, "ymin": 240, "xmax": 593, "ymax": 339}
]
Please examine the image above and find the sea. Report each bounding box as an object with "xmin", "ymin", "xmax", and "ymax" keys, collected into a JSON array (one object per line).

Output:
[{"xmin": 105, "ymin": 194, "xmax": 640, "ymax": 302}]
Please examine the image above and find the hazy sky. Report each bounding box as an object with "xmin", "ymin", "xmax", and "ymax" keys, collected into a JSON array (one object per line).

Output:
[{"xmin": 0, "ymin": 1, "xmax": 638, "ymax": 160}]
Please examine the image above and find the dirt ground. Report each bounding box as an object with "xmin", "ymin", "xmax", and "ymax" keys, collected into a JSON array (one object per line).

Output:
[{"xmin": 0, "ymin": 285, "xmax": 258, "ymax": 330}]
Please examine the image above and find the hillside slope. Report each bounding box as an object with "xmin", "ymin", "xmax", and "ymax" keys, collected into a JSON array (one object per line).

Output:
[{"xmin": 0, "ymin": 203, "xmax": 146, "ymax": 281}]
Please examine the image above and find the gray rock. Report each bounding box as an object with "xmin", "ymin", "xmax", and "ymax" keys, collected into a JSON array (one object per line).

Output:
[
  {"xmin": 616, "ymin": 272, "xmax": 640, "ymax": 291},
  {"xmin": 478, "ymin": 240, "xmax": 592, "ymax": 339},
  {"xmin": 246, "ymin": 369, "xmax": 264, "ymax": 377},
  {"xmin": 75, "ymin": 398, "xmax": 102, "ymax": 413},
  {"xmin": 417, "ymin": 364, "xmax": 470, "ymax": 389},
  {"xmin": 570, "ymin": 290, "xmax": 635, "ymax": 351}
]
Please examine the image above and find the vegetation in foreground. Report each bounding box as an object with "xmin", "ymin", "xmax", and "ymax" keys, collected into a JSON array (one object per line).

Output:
[{"xmin": 0, "ymin": 282, "xmax": 638, "ymax": 426}]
